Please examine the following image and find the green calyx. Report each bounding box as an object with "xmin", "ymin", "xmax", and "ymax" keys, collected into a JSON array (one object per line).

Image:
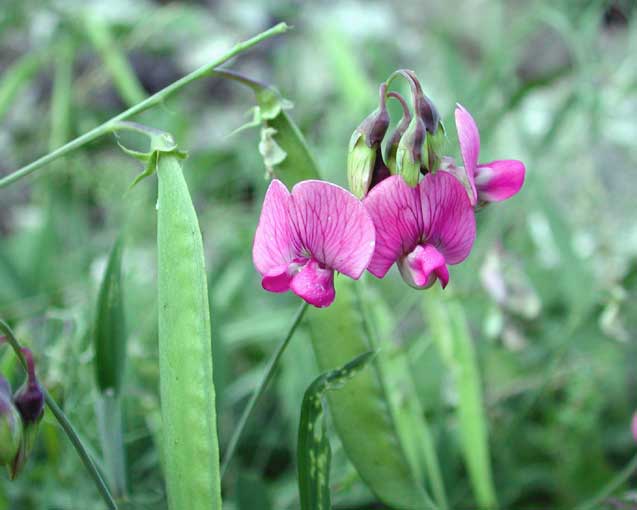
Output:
[
  {"xmin": 347, "ymin": 132, "xmax": 377, "ymax": 199},
  {"xmin": 395, "ymin": 116, "xmax": 426, "ymax": 187},
  {"xmin": 346, "ymin": 83, "xmax": 390, "ymax": 197},
  {"xmin": 114, "ymin": 122, "xmax": 188, "ymax": 188},
  {"xmin": 424, "ymin": 122, "xmax": 447, "ymax": 173}
]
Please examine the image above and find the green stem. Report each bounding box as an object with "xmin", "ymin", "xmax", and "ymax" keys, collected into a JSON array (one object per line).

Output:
[
  {"xmin": 96, "ymin": 392, "xmax": 127, "ymax": 499},
  {"xmin": 0, "ymin": 319, "xmax": 117, "ymax": 510},
  {"xmin": 574, "ymin": 453, "xmax": 637, "ymax": 510},
  {"xmin": 0, "ymin": 22, "xmax": 289, "ymax": 189},
  {"xmin": 221, "ymin": 301, "xmax": 309, "ymax": 477}
]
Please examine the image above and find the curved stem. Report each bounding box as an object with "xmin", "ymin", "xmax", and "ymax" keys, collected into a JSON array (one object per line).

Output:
[
  {"xmin": 0, "ymin": 22, "xmax": 289, "ymax": 189},
  {"xmin": 0, "ymin": 320, "xmax": 117, "ymax": 510},
  {"xmin": 221, "ymin": 301, "xmax": 309, "ymax": 478}
]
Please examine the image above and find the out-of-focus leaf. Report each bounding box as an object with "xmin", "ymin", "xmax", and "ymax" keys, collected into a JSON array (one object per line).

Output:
[
  {"xmin": 424, "ymin": 289, "xmax": 497, "ymax": 510},
  {"xmin": 94, "ymin": 236, "xmax": 126, "ymax": 395},
  {"xmin": 237, "ymin": 471, "xmax": 272, "ymax": 510},
  {"xmin": 297, "ymin": 351, "xmax": 375, "ymax": 510},
  {"xmin": 0, "ymin": 51, "xmax": 43, "ymax": 121}
]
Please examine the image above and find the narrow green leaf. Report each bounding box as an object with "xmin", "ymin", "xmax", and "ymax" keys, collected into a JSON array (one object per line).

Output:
[
  {"xmin": 297, "ymin": 351, "xmax": 376, "ymax": 510},
  {"xmin": 423, "ymin": 289, "xmax": 497, "ymax": 510},
  {"xmin": 94, "ymin": 236, "xmax": 126, "ymax": 395},
  {"xmin": 308, "ymin": 277, "xmax": 435, "ymax": 509}
]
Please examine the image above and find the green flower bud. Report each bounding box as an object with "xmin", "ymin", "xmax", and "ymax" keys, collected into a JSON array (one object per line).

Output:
[
  {"xmin": 0, "ymin": 377, "xmax": 22, "ymax": 467},
  {"xmin": 347, "ymin": 84, "xmax": 390, "ymax": 198},
  {"xmin": 347, "ymin": 132, "xmax": 377, "ymax": 198},
  {"xmin": 424, "ymin": 121, "xmax": 446, "ymax": 172},
  {"xmin": 395, "ymin": 116, "xmax": 426, "ymax": 187}
]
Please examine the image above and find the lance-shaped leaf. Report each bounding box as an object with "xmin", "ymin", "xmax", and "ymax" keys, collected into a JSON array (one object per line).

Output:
[
  {"xmin": 423, "ymin": 289, "xmax": 497, "ymax": 510},
  {"xmin": 94, "ymin": 236, "xmax": 126, "ymax": 395},
  {"xmin": 297, "ymin": 351, "xmax": 376, "ymax": 510}
]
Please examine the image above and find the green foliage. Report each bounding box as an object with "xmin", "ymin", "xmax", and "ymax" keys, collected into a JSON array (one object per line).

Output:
[
  {"xmin": 1, "ymin": 1, "xmax": 636, "ymax": 509},
  {"xmin": 297, "ymin": 351, "xmax": 375, "ymax": 510},
  {"xmin": 94, "ymin": 236, "xmax": 126, "ymax": 395},
  {"xmin": 308, "ymin": 278, "xmax": 435, "ymax": 509}
]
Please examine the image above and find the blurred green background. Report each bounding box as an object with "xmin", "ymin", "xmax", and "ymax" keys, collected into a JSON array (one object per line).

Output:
[{"xmin": 1, "ymin": 0, "xmax": 636, "ymax": 508}]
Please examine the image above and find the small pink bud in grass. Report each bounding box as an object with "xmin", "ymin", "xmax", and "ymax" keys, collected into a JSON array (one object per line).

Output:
[
  {"xmin": 632, "ymin": 412, "xmax": 637, "ymax": 443},
  {"xmin": 253, "ymin": 179, "xmax": 375, "ymax": 307},
  {"xmin": 363, "ymin": 172, "xmax": 475, "ymax": 289},
  {"xmin": 448, "ymin": 104, "xmax": 526, "ymax": 206}
]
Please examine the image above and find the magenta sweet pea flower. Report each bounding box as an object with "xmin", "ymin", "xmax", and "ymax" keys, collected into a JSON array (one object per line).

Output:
[
  {"xmin": 448, "ymin": 104, "xmax": 526, "ymax": 206},
  {"xmin": 363, "ymin": 172, "xmax": 476, "ymax": 289},
  {"xmin": 253, "ymin": 179, "xmax": 375, "ymax": 307}
]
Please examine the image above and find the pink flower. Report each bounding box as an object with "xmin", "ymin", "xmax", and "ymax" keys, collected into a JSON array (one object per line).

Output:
[
  {"xmin": 632, "ymin": 412, "xmax": 637, "ymax": 443},
  {"xmin": 253, "ymin": 179, "xmax": 376, "ymax": 307},
  {"xmin": 447, "ymin": 104, "xmax": 526, "ymax": 206},
  {"xmin": 363, "ymin": 172, "xmax": 476, "ymax": 289}
]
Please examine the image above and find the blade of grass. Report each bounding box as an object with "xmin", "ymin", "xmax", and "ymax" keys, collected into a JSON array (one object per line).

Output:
[
  {"xmin": 84, "ymin": 15, "xmax": 147, "ymax": 106},
  {"xmin": 0, "ymin": 319, "xmax": 117, "ymax": 510},
  {"xmin": 423, "ymin": 290, "xmax": 497, "ymax": 510},
  {"xmin": 0, "ymin": 51, "xmax": 43, "ymax": 122},
  {"xmin": 93, "ymin": 235, "xmax": 128, "ymax": 498},
  {"xmin": 0, "ymin": 22, "xmax": 290, "ymax": 189}
]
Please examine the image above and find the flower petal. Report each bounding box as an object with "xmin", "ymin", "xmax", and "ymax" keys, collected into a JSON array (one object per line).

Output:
[
  {"xmin": 475, "ymin": 159, "xmax": 525, "ymax": 202},
  {"xmin": 363, "ymin": 175, "xmax": 423, "ymax": 278},
  {"xmin": 253, "ymin": 180, "xmax": 297, "ymax": 276},
  {"xmin": 455, "ymin": 104, "xmax": 479, "ymax": 203},
  {"xmin": 420, "ymin": 171, "xmax": 476, "ymax": 264},
  {"xmin": 398, "ymin": 244, "xmax": 450, "ymax": 289},
  {"xmin": 288, "ymin": 180, "xmax": 375, "ymax": 279},
  {"xmin": 289, "ymin": 259, "xmax": 335, "ymax": 307}
]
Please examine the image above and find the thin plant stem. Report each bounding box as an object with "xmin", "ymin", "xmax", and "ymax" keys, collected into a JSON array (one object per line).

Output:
[
  {"xmin": 221, "ymin": 301, "xmax": 309, "ymax": 478},
  {"xmin": 0, "ymin": 319, "xmax": 118, "ymax": 510},
  {"xmin": 574, "ymin": 453, "xmax": 637, "ymax": 510},
  {"xmin": 0, "ymin": 22, "xmax": 289, "ymax": 189}
]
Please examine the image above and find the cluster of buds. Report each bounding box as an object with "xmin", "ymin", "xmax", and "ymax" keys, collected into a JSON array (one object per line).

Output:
[
  {"xmin": 348, "ymin": 69, "xmax": 447, "ymax": 192},
  {"xmin": 0, "ymin": 347, "xmax": 45, "ymax": 479},
  {"xmin": 252, "ymin": 69, "xmax": 525, "ymax": 307}
]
